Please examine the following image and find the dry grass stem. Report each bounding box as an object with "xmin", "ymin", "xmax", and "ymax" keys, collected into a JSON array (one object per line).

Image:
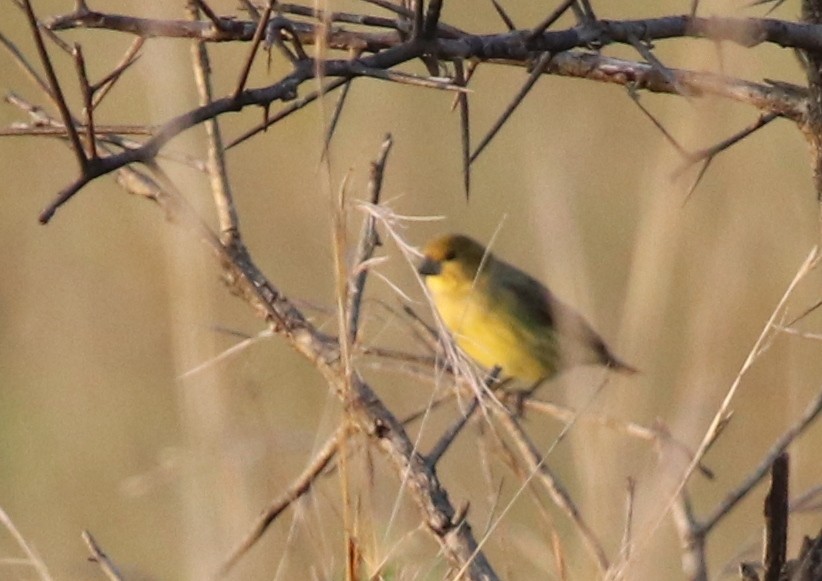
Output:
[{"xmin": 81, "ymin": 531, "xmax": 123, "ymax": 581}]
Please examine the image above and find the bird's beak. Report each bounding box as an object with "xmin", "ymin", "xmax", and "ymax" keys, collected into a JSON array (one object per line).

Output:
[{"xmin": 417, "ymin": 257, "xmax": 441, "ymax": 276}]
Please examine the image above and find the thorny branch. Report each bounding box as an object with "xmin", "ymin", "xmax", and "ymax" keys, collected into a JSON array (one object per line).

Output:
[
  {"xmin": 4, "ymin": 2, "xmax": 822, "ymax": 580},
  {"xmin": 113, "ymin": 156, "xmax": 501, "ymax": 581},
  {"xmin": 14, "ymin": 5, "xmax": 816, "ymax": 222}
]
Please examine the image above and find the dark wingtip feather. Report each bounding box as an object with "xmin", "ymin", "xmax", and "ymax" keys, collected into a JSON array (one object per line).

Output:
[
  {"xmin": 608, "ymin": 357, "xmax": 639, "ymax": 375},
  {"xmin": 595, "ymin": 338, "xmax": 638, "ymax": 374}
]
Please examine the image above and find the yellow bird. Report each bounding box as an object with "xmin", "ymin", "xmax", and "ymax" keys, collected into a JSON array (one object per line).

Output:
[{"xmin": 418, "ymin": 234, "xmax": 635, "ymax": 383}]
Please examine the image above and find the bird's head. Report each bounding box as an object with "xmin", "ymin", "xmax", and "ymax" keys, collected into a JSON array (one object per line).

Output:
[{"xmin": 418, "ymin": 234, "xmax": 489, "ymax": 290}]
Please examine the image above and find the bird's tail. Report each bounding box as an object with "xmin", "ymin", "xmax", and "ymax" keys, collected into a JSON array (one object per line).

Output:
[
  {"xmin": 596, "ymin": 339, "xmax": 638, "ymax": 374},
  {"xmin": 607, "ymin": 354, "xmax": 638, "ymax": 375}
]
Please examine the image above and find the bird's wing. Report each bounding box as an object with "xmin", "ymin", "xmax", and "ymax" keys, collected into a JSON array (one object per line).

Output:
[
  {"xmin": 493, "ymin": 261, "xmax": 557, "ymax": 329},
  {"xmin": 495, "ymin": 261, "xmax": 623, "ymax": 366}
]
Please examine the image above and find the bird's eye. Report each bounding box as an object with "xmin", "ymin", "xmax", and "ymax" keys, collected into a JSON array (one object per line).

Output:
[{"xmin": 444, "ymin": 249, "xmax": 456, "ymax": 261}]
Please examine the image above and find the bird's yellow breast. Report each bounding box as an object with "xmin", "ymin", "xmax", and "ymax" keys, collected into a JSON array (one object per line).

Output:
[{"xmin": 425, "ymin": 273, "xmax": 556, "ymax": 383}]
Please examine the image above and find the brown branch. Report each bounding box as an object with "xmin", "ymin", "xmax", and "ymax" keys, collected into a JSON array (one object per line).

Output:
[
  {"xmin": 492, "ymin": 408, "xmax": 610, "ymax": 573},
  {"xmin": 38, "ymin": 42, "xmax": 423, "ymax": 222},
  {"xmin": 763, "ymin": 454, "xmax": 789, "ymax": 581},
  {"xmin": 233, "ymin": 1, "xmax": 274, "ymax": 99},
  {"xmin": 217, "ymin": 382, "xmax": 458, "ymax": 575},
  {"xmin": 626, "ymin": 31, "xmax": 686, "ymax": 95},
  {"xmin": 426, "ymin": 395, "xmax": 480, "ymax": 467},
  {"xmin": 453, "ymin": 59, "xmax": 471, "ymax": 198},
  {"xmin": 188, "ymin": 1, "xmax": 239, "ymax": 243},
  {"xmin": 29, "ymin": 8, "xmax": 809, "ymax": 222},
  {"xmin": 45, "ymin": 10, "xmax": 822, "ymax": 54},
  {"xmin": 91, "ymin": 37, "xmax": 144, "ymax": 109},
  {"xmin": 803, "ymin": 0, "xmax": 822, "ymax": 207},
  {"xmin": 41, "ymin": 5, "xmax": 822, "ymax": 52},
  {"xmin": 424, "ymin": 0, "xmax": 444, "ymax": 39},
  {"xmin": 317, "ymin": 42, "xmax": 364, "ymax": 161},
  {"xmin": 542, "ymin": 51, "xmax": 806, "ymax": 122},
  {"xmin": 110, "ymin": 161, "xmax": 500, "ymax": 581},
  {"xmin": 226, "ymin": 77, "xmax": 349, "ymax": 150},
  {"xmin": 0, "ymin": 124, "xmax": 153, "ymax": 137},
  {"xmin": 192, "ymin": 0, "xmax": 226, "ymax": 31},
  {"xmin": 347, "ymin": 135, "xmax": 393, "ymax": 343},
  {"xmin": 71, "ymin": 44, "xmax": 96, "ymax": 159},
  {"xmin": 22, "ymin": 0, "xmax": 86, "ymax": 170},
  {"xmin": 11, "ymin": 0, "xmax": 73, "ymax": 54}
]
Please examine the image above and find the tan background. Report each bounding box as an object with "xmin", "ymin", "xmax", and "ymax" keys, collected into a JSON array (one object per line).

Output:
[{"xmin": 1, "ymin": 0, "xmax": 820, "ymax": 579}]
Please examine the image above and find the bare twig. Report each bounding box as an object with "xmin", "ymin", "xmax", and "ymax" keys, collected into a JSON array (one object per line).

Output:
[
  {"xmin": 192, "ymin": 0, "xmax": 226, "ymax": 31},
  {"xmin": 627, "ymin": 85, "xmax": 689, "ymax": 157},
  {"xmin": 0, "ymin": 506, "xmax": 54, "ymax": 581},
  {"xmin": 218, "ymin": 426, "xmax": 346, "ymax": 576},
  {"xmin": 109, "ymin": 163, "xmax": 499, "ymax": 579},
  {"xmin": 91, "ymin": 37, "xmax": 144, "ymax": 108},
  {"xmin": 470, "ymin": 51, "xmax": 553, "ymax": 165},
  {"xmin": 188, "ymin": 1, "xmax": 239, "ymax": 243},
  {"xmin": 237, "ymin": 0, "xmax": 260, "ymax": 21},
  {"xmin": 321, "ymin": 79, "xmax": 353, "ymax": 160},
  {"xmin": 412, "ymin": 0, "xmax": 424, "ymax": 39},
  {"xmin": 27, "ymin": 11, "xmax": 808, "ymax": 221},
  {"xmin": 802, "ymin": 0, "xmax": 822, "ymax": 205},
  {"xmin": 81, "ymin": 531, "xmax": 123, "ymax": 581},
  {"xmin": 423, "ymin": 0, "xmax": 444, "ymax": 38},
  {"xmin": 613, "ymin": 251, "xmax": 822, "ymax": 580},
  {"xmin": 21, "ymin": 0, "xmax": 86, "ymax": 170},
  {"xmin": 670, "ymin": 485, "xmax": 707, "ymax": 581},
  {"xmin": 527, "ymin": 0, "xmax": 576, "ymax": 43},
  {"xmin": 347, "ymin": 62, "xmax": 468, "ymax": 91},
  {"xmin": 454, "ymin": 59, "xmax": 471, "ymax": 199},
  {"xmin": 426, "ymin": 395, "xmax": 481, "ymax": 466},
  {"xmin": 227, "ymin": 78, "xmax": 349, "ymax": 150},
  {"xmin": 348, "ymin": 135, "xmax": 393, "ymax": 343},
  {"xmin": 519, "ymin": 397, "xmax": 714, "ymax": 479},
  {"xmin": 625, "ymin": 32, "xmax": 683, "ymax": 95},
  {"xmin": 675, "ymin": 112, "xmax": 779, "ymax": 199},
  {"xmin": 621, "ymin": 478, "xmax": 636, "ymax": 561},
  {"xmin": 0, "ymin": 29, "xmax": 54, "ymax": 101},
  {"xmin": 488, "ymin": 0, "xmax": 515, "ymax": 31},
  {"xmin": 43, "ymin": 8, "xmax": 822, "ymax": 55},
  {"xmin": 763, "ymin": 454, "xmax": 789, "ymax": 581},
  {"xmin": 542, "ymin": 51, "xmax": 806, "ymax": 122},
  {"xmin": 698, "ymin": 388, "xmax": 822, "ymax": 536},
  {"xmin": 491, "ymin": 407, "xmax": 610, "ymax": 573},
  {"xmin": 233, "ymin": 1, "xmax": 275, "ymax": 99},
  {"xmin": 11, "ymin": 0, "xmax": 73, "ymax": 54},
  {"xmin": 71, "ymin": 44, "xmax": 97, "ymax": 159}
]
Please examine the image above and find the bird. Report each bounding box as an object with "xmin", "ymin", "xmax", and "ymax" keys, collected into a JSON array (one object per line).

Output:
[{"xmin": 418, "ymin": 234, "xmax": 636, "ymax": 384}]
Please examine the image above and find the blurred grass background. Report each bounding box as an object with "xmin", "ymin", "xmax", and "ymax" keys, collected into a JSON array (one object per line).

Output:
[{"xmin": 1, "ymin": 0, "xmax": 821, "ymax": 579}]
